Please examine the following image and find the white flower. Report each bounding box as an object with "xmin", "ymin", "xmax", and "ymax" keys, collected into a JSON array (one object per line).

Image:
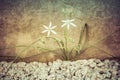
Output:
[
  {"xmin": 42, "ymin": 22, "xmax": 57, "ymax": 37},
  {"xmin": 61, "ymin": 19, "xmax": 76, "ymax": 30}
]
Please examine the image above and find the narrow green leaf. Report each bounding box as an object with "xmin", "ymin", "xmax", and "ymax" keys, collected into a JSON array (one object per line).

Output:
[{"xmin": 77, "ymin": 23, "xmax": 89, "ymax": 55}]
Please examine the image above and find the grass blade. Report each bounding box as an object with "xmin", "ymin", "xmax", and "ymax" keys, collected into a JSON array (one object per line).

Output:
[{"xmin": 91, "ymin": 45, "xmax": 115, "ymax": 58}]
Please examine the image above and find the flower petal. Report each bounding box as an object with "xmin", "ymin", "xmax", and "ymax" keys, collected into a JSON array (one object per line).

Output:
[
  {"xmin": 70, "ymin": 19, "xmax": 74, "ymax": 22},
  {"xmin": 61, "ymin": 23, "xmax": 67, "ymax": 27},
  {"xmin": 67, "ymin": 24, "xmax": 70, "ymax": 30},
  {"xmin": 49, "ymin": 21, "xmax": 52, "ymax": 28},
  {"xmin": 47, "ymin": 31, "xmax": 50, "ymax": 37},
  {"xmin": 51, "ymin": 26, "xmax": 57, "ymax": 29},
  {"xmin": 51, "ymin": 30, "xmax": 57, "ymax": 34},
  {"xmin": 70, "ymin": 23, "xmax": 76, "ymax": 27},
  {"xmin": 42, "ymin": 30, "xmax": 48, "ymax": 33},
  {"xmin": 62, "ymin": 20, "xmax": 69, "ymax": 22},
  {"xmin": 43, "ymin": 25, "xmax": 48, "ymax": 29}
]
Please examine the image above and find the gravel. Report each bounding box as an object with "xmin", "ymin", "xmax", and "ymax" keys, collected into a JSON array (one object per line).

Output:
[{"xmin": 0, "ymin": 59, "xmax": 120, "ymax": 80}]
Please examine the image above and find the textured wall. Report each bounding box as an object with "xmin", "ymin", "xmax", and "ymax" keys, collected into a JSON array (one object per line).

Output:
[{"xmin": 0, "ymin": 0, "xmax": 120, "ymax": 60}]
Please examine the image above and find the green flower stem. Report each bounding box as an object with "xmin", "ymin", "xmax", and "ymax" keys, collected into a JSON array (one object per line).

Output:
[
  {"xmin": 60, "ymin": 40, "xmax": 68, "ymax": 60},
  {"xmin": 64, "ymin": 29, "xmax": 69, "ymax": 60},
  {"xmin": 46, "ymin": 37, "xmax": 67, "ymax": 60}
]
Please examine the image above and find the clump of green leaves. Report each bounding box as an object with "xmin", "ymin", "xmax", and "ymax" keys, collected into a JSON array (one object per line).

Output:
[{"xmin": 39, "ymin": 23, "xmax": 89, "ymax": 60}]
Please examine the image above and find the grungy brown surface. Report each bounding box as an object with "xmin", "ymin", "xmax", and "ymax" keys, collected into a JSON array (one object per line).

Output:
[{"xmin": 0, "ymin": 0, "xmax": 120, "ymax": 61}]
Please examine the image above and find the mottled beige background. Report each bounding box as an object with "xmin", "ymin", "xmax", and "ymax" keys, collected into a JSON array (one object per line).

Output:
[{"xmin": 0, "ymin": 0, "xmax": 120, "ymax": 61}]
